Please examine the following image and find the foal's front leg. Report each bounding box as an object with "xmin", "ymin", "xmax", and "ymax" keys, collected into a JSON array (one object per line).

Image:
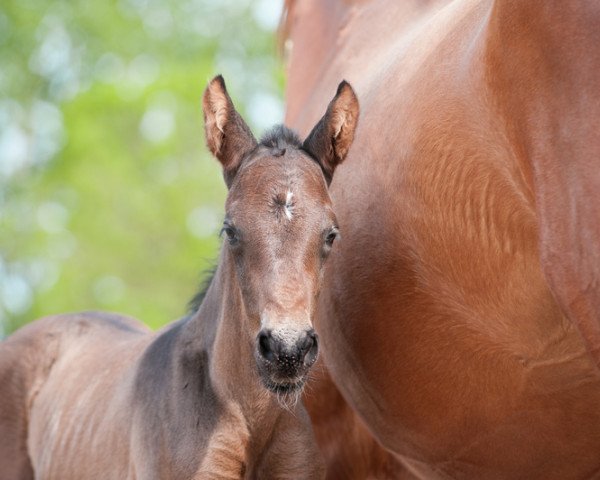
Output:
[
  {"xmin": 255, "ymin": 409, "xmax": 325, "ymax": 480},
  {"xmin": 193, "ymin": 405, "xmax": 250, "ymax": 480}
]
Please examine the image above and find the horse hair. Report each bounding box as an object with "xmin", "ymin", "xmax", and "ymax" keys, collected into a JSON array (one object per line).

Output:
[
  {"xmin": 187, "ymin": 266, "xmax": 217, "ymax": 314},
  {"xmin": 259, "ymin": 125, "xmax": 302, "ymax": 152}
]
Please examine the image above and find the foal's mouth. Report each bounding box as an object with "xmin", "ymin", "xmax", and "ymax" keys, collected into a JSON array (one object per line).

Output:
[
  {"xmin": 254, "ymin": 327, "xmax": 318, "ymax": 401},
  {"xmin": 264, "ymin": 378, "xmax": 306, "ymax": 395}
]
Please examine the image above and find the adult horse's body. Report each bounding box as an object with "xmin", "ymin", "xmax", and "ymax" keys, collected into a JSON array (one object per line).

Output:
[
  {"xmin": 284, "ymin": 1, "xmax": 600, "ymax": 478},
  {"xmin": 0, "ymin": 76, "xmax": 359, "ymax": 479}
]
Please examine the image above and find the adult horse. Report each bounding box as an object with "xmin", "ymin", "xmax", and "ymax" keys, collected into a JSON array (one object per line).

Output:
[
  {"xmin": 0, "ymin": 76, "xmax": 359, "ymax": 479},
  {"xmin": 283, "ymin": 1, "xmax": 600, "ymax": 478}
]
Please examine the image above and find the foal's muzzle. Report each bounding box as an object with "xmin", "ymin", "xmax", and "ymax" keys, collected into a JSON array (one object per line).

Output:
[{"xmin": 255, "ymin": 328, "xmax": 319, "ymax": 392}]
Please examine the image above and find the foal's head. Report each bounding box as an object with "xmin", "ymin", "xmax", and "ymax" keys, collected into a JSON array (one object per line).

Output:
[{"xmin": 202, "ymin": 75, "xmax": 358, "ymax": 396}]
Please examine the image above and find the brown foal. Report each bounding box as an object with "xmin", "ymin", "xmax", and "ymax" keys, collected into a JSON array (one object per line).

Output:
[{"xmin": 0, "ymin": 75, "xmax": 358, "ymax": 479}]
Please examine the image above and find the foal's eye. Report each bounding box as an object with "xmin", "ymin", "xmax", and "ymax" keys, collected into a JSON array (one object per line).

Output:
[
  {"xmin": 324, "ymin": 227, "xmax": 339, "ymax": 249},
  {"xmin": 221, "ymin": 223, "xmax": 238, "ymax": 244}
]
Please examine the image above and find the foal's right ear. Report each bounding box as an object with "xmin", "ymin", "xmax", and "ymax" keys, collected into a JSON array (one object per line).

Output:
[{"xmin": 202, "ymin": 75, "xmax": 257, "ymax": 188}]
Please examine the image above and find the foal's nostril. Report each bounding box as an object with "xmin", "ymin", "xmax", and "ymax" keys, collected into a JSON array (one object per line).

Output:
[
  {"xmin": 298, "ymin": 330, "xmax": 319, "ymax": 366},
  {"xmin": 258, "ymin": 328, "xmax": 319, "ymax": 372},
  {"xmin": 258, "ymin": 330, "xmax": 276, "ymax": 362}
]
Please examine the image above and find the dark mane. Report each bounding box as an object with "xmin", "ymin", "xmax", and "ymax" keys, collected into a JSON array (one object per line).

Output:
[
  {"xmin": 259, "ymin": 125, "xmax": 302, "ymax": 152},
  {"xmin": 187, "ymin": 266, "xmax": 217, "ymax": 314},
  {"xmin": 260, "ymin": 123, "xmax": 329, "ymax": 182}
]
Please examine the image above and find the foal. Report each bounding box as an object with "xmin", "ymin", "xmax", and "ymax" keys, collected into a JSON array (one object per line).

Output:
[{"xmin": 0, "ymin": 76, "xmax": 359, "ymax": 479}]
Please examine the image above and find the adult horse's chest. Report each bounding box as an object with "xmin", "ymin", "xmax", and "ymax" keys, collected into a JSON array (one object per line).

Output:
[
  {"xmin": 318, "ymin": 129, "xmax": 600, "ymax": 477},
  {"xmin": 287, "ymin": 0, "xmax": 600, "ymax": 477},
  {"xmin": 311, "ymin": 38, "xmax": 600, "ymax": 480}
]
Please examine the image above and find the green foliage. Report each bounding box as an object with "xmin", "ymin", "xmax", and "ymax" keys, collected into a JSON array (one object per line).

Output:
[{"xmin": 0, "ymin": 0, "xmax": 284, "ymax": 334}]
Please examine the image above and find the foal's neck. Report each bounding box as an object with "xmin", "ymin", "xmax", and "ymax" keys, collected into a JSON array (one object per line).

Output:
[{"xmin": 182, "ymin": 250, "xmax": 284, "ymax": 432}]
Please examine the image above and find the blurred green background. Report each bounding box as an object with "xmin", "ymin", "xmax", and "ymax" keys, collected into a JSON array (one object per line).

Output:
[{"xmin": 0, "ymin": 0, "xmax": 285, "ymax": 335}]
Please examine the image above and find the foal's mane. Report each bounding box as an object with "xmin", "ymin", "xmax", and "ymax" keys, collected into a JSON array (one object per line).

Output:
[{"xmin": 187, "ymin": 267, "xmax": 217, "ymax": 314}]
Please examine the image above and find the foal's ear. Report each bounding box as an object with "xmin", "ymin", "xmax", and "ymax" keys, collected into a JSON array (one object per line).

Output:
[
  {"xmin": 302, "ymin": 81, "xmax": 359, "ymax": 184},
  {"xmin": 202, "ymin": 75, "xmax": 257, "ymax": 188}
]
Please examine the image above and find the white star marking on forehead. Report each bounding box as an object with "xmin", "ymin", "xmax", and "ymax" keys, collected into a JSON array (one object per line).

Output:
[{"xmin": 284, "ymin": 191, "xmax": 294, "ymax": 221}]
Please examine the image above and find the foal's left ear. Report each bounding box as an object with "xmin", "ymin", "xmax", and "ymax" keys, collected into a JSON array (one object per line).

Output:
[
  {"xmin": 203, "ymin": 75, "xmax": 257, "ymax": 188},
  {"xmin": 302, "ymin": 81, "xmax": 359, "ymax": 184}
]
